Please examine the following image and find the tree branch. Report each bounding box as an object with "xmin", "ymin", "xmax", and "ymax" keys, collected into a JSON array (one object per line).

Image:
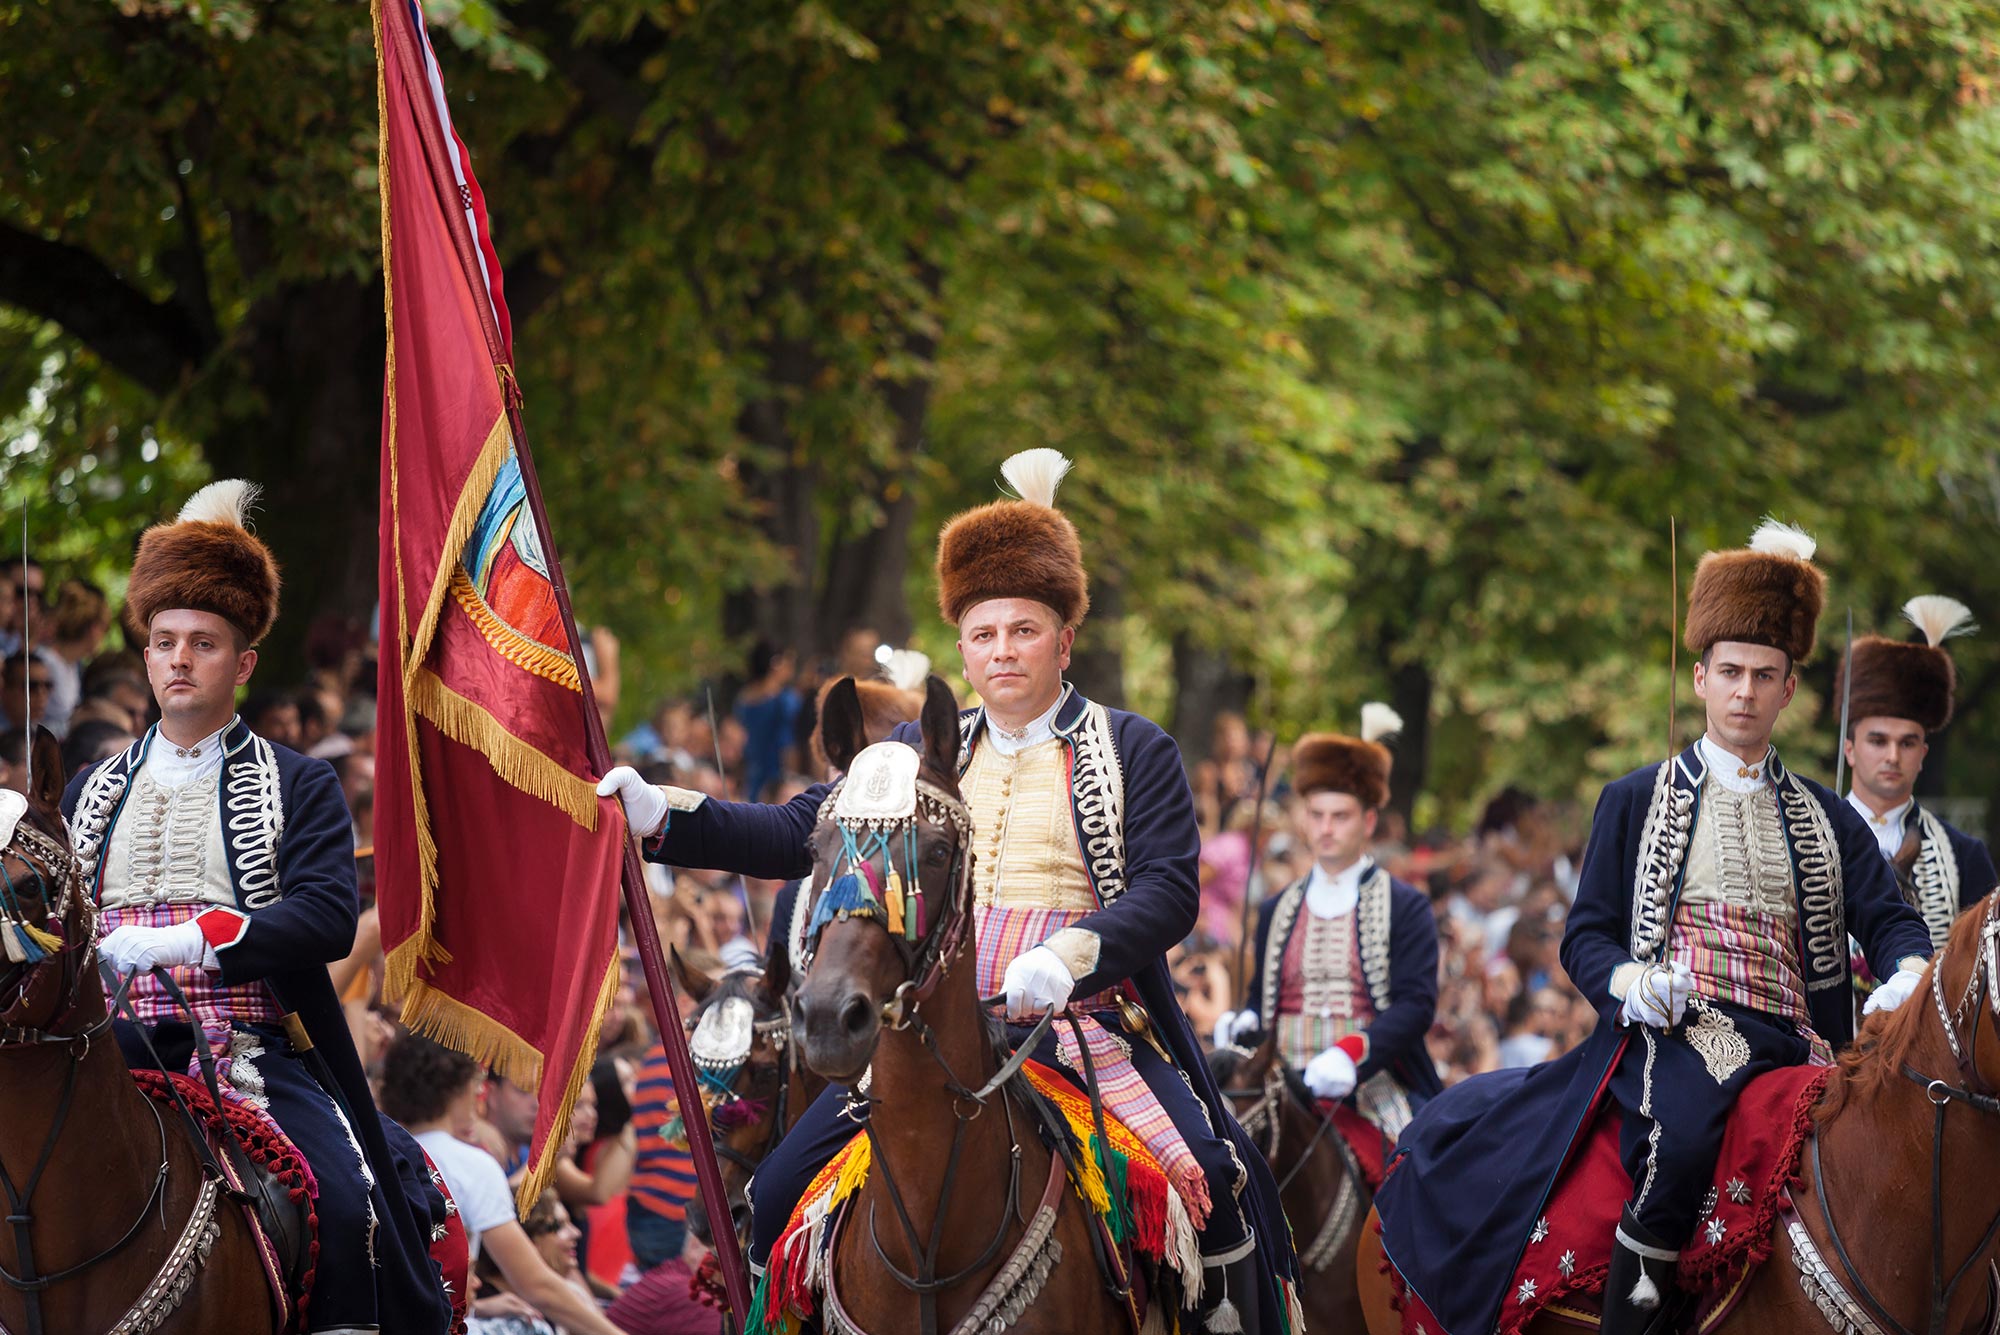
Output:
[{"xmin": 0, "ymin": 221, "xmax": 213, "ymax": 396}]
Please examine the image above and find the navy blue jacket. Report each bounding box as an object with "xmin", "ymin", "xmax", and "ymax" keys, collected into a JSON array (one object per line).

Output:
[
  {"xmin": 1376, "ymin": 743, "xmax": 1932, "ymax": 1335},
  {"xmin": 1933, "ymin": 809, "xmax": 1998, "ymax": 911},
  {"xmin": 1245, "ymin": 867, "xmax": 1443, "ymax": 1100},
  {"xmin": 647, "ymin": 687, "xmax": 1300, "ymax": 1309},
  {"xmin": 65, "ymin": 720, "xmax": 451, "ymax": 1332}
]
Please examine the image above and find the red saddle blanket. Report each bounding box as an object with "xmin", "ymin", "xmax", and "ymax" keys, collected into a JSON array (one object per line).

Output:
[
  {"xmin": 1481, "ymin": 1063, "xmax": 1830, "ymax": 1334},
  {"xmin": 131, "ymin": 1069, "xmax": 472, "ymax": 1335},
  {"xmin": 1317, "ymin": 1099, "xmax": 1389, "ymax": 1189}
]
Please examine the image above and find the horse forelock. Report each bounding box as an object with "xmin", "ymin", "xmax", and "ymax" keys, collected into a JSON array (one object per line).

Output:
[{"xmin": 1820, "ymin": 890, "xmax": 1999, "ymax": 1123}]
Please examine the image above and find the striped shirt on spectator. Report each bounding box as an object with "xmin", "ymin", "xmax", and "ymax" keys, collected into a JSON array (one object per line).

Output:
[{"xmin": 628, "ymin": 1044, "xmax": 700, "ymax": 1223}]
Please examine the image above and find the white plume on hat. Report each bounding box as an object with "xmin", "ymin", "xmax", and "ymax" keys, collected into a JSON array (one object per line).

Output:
[
  {"xmin": 999, "ymin": 448, "xmax": 1072, "ymax": 508},
  {"xmin": 1902, "ymin": 595, "xmax": 1975, "ymax": 648},
  {"xmin": 1747, "ymin": 518, "xmax": 1815, "ymax": 563},
  {"xmin": 178, "ymin": 478, "xmax": 261, "ymax": 530},
  {"xmin": 1360, "ymin": 702, "xmax": 1404, "ymax": 744},
  {"xmin": 883, "ymin": 648, "xmax": 931, "ymax": 693}
]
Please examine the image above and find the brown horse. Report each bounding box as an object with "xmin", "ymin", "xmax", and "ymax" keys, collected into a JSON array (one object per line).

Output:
[
  {"xmin": 0, "ymin": 781, "xmax": 271, "ymax": 1335},
  {"xmin": 1359, "ymin": 889, "xmax": 2000, "ymax": 1335},
  {"xmin": 668, "ymin": 942, "xmax": 828, "ymax": 1250},
  {"xmin": 1210, "ymin": 1035, "xmax": 1368, "ymax": 1332},
  {"xmin": 788, "ymin": 676, "xmax": 1133, "ymax": 1334}
]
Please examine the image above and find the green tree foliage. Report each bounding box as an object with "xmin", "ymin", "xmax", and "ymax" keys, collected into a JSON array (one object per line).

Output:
[{"xmin": 3, "ymin": 0, "xmax": 1997, "ymax": 819}]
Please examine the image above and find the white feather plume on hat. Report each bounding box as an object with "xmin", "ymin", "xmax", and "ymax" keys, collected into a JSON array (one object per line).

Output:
[
  {"xmin": 1903, "ymin": 595, "xmax": 1975, "ymax": 648},
  {"xmin": 999, "ymin": 448, "xmax": 1072, "ymax": 508},
  {"xmin": 1361, "ymin": 702, "xmax": 1404, "ymax": 745}
]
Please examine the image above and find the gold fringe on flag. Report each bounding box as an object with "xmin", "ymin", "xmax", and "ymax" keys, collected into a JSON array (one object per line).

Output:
[
  {"xmin": 408, "ymin": 668, "xmax": 602, "ymax": 829},
  {"xmin": 510, "ymin": 951, "xmax": 622, "ymax": 1215}
]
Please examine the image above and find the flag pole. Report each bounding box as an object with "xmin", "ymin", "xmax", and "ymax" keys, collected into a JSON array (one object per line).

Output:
[
  {"xmin": 506, "ymin": 402, "xmax": 755, "ymax": 1323},
  {"xmin": 375, "ymin": 6, "xmax": 751, "ymax": 1316}
]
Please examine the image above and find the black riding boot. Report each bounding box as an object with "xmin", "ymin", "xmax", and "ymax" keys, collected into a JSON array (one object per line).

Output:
[
  {"xmin": 1602, "ymin": 1204, "xmax": 1683, "ymax": 1335},
  {"xmin": 1198, "ymin": 1253, "xmax": 1263, "ymax": 1333}
]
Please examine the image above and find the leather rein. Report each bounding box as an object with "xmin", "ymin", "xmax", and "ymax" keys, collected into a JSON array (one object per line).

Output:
[
  {"xmin": 1806, "ymin": 891, "xmax": 2000, "ymax": 1335},
  {"xmin": 799, "ymin": 771, "xmax": 1127, "ymax": 1335}
]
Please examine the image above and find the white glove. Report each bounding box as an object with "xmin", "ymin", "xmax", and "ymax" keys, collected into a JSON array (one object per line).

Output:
[
  {"xmin": 99, "ymin": 920, "xmax": 214, "ymax": 975},
  {"xmin": 1864, "ymin": 966, "xmax": 1925, "ymax": 1016},
  {"xmin": 1213, "ymin": 1009, "xmax": 1261, "ymax": 1046},
  {"xmin": 1303, "ymin": 1045, "xmax": 1359, "ymax": 1102},
  {"xmin": 1001, "ymin": 946, "xmax": 1075, "ymax": 1022},
  {"xmin": 597, "ymin": 766, "xmax": 671, "ymax": 839},
  {"xmin": 1617, "ymin": 961, "xmax": 1695, "ymax": 1029}
]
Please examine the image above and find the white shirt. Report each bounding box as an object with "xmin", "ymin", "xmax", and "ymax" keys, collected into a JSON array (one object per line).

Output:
[
  {"xmin": 1305, "ymin": 858, "xmax": 1368, "ymax": 919},
  {"xmin": 147, "ymin": 718, "xmax": 236, "ymax": 788},
  {"xmin": 1698, "ymin": 734, "xmax": 1774, "ymax": 794},
  {"xmin": 984, "ymin": 687, "xmax": 1068, "ymax": 757},
  {"xmin": 413, "ymin": 1129, "xmax": 516, "ymax": 1261},
  {"xmin": 1847, "ymin": 790, "xmax": 1914, "ymax": 860}
]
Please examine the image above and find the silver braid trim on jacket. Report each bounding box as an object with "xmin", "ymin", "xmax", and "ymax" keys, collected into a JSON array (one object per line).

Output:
[
  {"xmin": 1358, "ymin": 866, "xmax": 1393, "ymax": 1014},
  {"xmin": 1628, "ymin": 760, "xmax": 1693, "ymax": 962},
  {"xmin": 1260, "ymin": 879, "xmax": 1305, "ymax": 1022},
  {"xmin": 225, "ymin": 735, "xmax": 287, "ymax": 909},
  {"xmin": 1781, "ymin": 774, "xmax": 1846, "ymax": 988},
  {"xmin": 1914, "ymin": 809, "xmax": 1961, "ymax": 951},
  {"xmin": 1068, "ymin": 701, "xmax": 1128, "ymax": 904},
  {"xmin": 69, "ymin": 738, "xmax": 141, "ymax": 877}
]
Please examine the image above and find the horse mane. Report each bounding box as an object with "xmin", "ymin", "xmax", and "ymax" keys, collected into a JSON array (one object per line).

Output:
[{"xmin": 1817, "ymin": 900, "xmax": 1987, "ymax": 1124}]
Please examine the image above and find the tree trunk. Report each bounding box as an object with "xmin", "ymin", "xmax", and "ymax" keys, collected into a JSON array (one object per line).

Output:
[
  {"xmin": 1065, "ymin": 573, "xmax": 1125, "ymax": 708},
  {"xmin": 203, "ymin": 274, "xmax": 385, "ymax": 679},
  {"xmin": 1385, "ymin": 660, "xmax": 1432, "ymax": 824},
  {"xmin": 1170, "ymin": 632, "xmax": 1252, "ymax": 765}
]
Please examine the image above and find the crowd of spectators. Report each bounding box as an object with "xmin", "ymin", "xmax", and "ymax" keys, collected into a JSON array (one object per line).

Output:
[{"xmin": 8, "ymin": 566, "xmax": 1605, "ymax": 1331}]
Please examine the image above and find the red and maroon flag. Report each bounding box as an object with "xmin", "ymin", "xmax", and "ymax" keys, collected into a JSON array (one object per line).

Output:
[{"xmin": 372, "ymin": 0, "xmax": 625, "ymax": 1214}]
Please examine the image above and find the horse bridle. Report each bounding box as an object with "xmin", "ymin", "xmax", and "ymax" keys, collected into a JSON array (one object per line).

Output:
[
  {"xmin": 799, "ymin": 764, "xmax": 1122, "ymax": 1335},
  {"xmin": 690, "ymin": 993, "xmax": 799, "ymax": 1190},
  {"xmin": 1809, "ymin": 890, "xmax": 2000, "ymax": 1335},
  {"xmin": 0, "ymin": 823, "xmax": 99, "ymax": 1049},
  {"xmin": 802, "ymin": 772, "xmax": 976, "ymax": 1033}
]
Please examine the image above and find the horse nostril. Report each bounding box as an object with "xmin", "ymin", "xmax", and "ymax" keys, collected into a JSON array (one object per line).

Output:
[{"xmin": 840, "ymin": 993, "xmax": 874, "ymax": 1038}]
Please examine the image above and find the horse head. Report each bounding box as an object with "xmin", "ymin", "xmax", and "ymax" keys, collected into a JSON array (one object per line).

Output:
[
  {"xmin": 0, "ymin": 787, "xmax": 95, "ymax": 1043},
  {"xmin": 669, "ymin": 942, "xmax": 810, "ymax": 1245},
  {"xmin": 795, "ymin": 675, "xmax": 969, "ymax": 1084}
]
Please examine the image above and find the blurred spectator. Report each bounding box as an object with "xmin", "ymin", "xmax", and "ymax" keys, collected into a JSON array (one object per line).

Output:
[
  {"xmin": 731, "ymin": 641, "xmax": 799, "ymax": 803},
  {"xmin": 0, "ymin": 651, "xmax": 56, "ymax": 731},
  {"xmin": 46, "ymin": 578, "xmax": 110, "ymax": 731},
  {"xmin": 0, "ymin": 556, "xmax": 45, "ymax": 654},
  {"xmin": 381, "ymin": 1035, "xmax": 632, "ymax": 1335},
  {"xmin": 74, "ymin": 666, "xmax": 150, "ymax": 735},
  {"xmin": 334, "ymin": 752, "xmax": 376, "ymax": 848},
  {"xmin": 625, "ymin": 955, "xmax": 718, "ymax": 1274},
  {"xmin": 245, "ymin": 690, "xmax": 304, "ymax": 749},
  {"xmin": 0, "ymin": 725, "xmax": 61, "ymax": 799},
  {"xmin": 61, "ymin": 718, "xmax": 135, "ymax": 776},
  {"xmin": 296, "ymin": 688, "xmax": 335, "ymax": 754}
]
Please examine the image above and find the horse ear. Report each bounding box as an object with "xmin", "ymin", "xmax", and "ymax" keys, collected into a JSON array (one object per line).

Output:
[
  {"xmin": 27, "ymin": 726, "xmax": 61, "ymax": 812},
  {"xmin": 763, "ymin": 926, "xmax": 793, "ymax": 999},
  {"xmin": 667, "ymin": 945, "xmax": 715, "ymax": 1005},
  {"xmin": 919, "ymin": 675, "xmax": 960, "ymax": 778},
  {"xmin": 818, "ymin": 677, "xmax": 869, "ymax": 776}
]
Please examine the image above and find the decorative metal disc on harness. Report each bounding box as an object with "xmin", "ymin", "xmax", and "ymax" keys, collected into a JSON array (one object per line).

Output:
[{"xmin": 806, "ymin": 742, "xmax": 974, "ymax": 967}]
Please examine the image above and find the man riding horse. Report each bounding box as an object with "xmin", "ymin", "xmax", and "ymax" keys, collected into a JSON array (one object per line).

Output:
[
  {"xmin": 601, "ymin": 449, "xmax": 1299, "ymax": 1330},
  {"xmin": 1219, "ymin": 707, "xmax": 1441, "ymax": 1146},
  {"xmin": 1834, "ymin": 595, "xmax": 1997, "ymax": 949},
  {"xmin": 61, "ymin": 481, "xmax": 452, "ymax": 1335},
  {"xmin": 1374, "ymin": 521, "xmax": 1936, "ymax": 1335}
]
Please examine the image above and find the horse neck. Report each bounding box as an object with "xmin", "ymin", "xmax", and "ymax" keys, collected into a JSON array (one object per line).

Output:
[
  {"xmin": 0, "ymin": 976, "xmax": 165, "ymax": 1220},
  {"xmin": 1818, "ymin": 993, "xmax": 2000, "ymax": 1299},
  {"xmin": 864, "ymin": 935, "xmax": 1013, "ymax": 1199}
]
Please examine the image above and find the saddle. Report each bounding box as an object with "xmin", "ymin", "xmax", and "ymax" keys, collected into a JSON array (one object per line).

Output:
[
  {"xmin": 132, "ymin": 1068, "xmax": 319, "ymax": 1332},
  {"xmin": 129, "ymin": 1070, "xmax": 471, "ymax": 1335},
  {"xmin": 751, "ymin": 1059, "xmax": 1197, "ymax": 1335},
  {"xmin": 1387, "ymin": 1063, "xmax": 1830, "ymax": 1335}
]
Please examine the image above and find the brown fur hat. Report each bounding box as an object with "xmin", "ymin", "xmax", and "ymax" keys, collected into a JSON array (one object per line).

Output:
[
  {"xmin": 1683, "ymin": 520, "xmax": 1825, "ymax": 663},
  {"xmin": 1833, "ymin": 596, "xmax": 1975, "ymax": 733},
  {"xmin": 1291, "ymin": 705, "xmax": 1402, "ymax": 810},
  {"xmin": 936, "ymin": 449, "xmax": 1088, "ymax": 627},
  {"xmin": 124, "ymin": 480, "xmax": 281, "ymax": 645}
]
